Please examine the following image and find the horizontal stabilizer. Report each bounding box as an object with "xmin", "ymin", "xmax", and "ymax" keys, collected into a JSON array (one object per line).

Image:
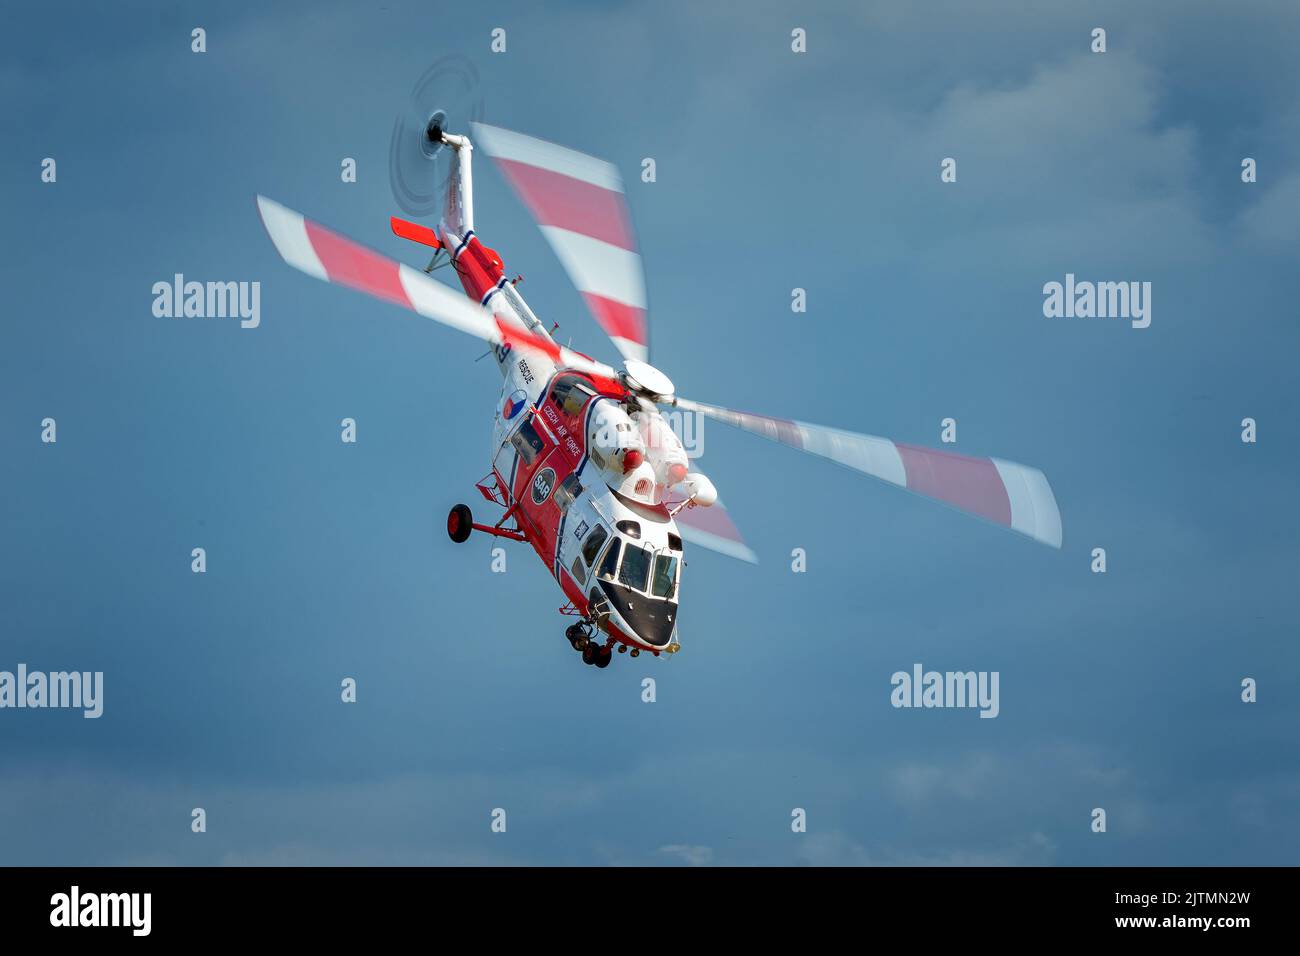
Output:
[{"xmin": 391, "ymin": 216, "xmax": 443, "ymax": 248}]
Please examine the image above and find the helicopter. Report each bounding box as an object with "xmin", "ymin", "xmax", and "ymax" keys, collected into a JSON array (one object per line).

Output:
[{"xmin": 256, "ymin": 118, "xmax": 1062, "ymax": 669}]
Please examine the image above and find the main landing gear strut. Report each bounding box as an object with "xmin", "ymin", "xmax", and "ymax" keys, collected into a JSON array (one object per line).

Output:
[
  {"xmin": 447, "ymin": 489, "xmax": 527, "ymax": 541},
  {"xmin": 565, "ymin": 621, "xmax": 618, "ymax": 669}
]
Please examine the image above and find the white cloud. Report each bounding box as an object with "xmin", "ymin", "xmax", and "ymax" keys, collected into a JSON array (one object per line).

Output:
[
  {"xmin": 657, "ymin": 844, "xmax": 714, "ymax": 866},
  {"xmin": 1239, "ymin": 173, "xmax": 1300, "ymax": 247}
]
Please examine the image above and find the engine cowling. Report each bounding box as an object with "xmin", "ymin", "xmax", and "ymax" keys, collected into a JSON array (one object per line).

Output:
[
  {"xmin": 586, "ymin": 400, "xmax": 644, "ymax": 476},
  {"xmin": 630, "ymin": 407, "xmax": 690, "ymax": 489}
]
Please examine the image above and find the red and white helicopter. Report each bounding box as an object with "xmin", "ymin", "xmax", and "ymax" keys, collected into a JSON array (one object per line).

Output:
[{"xmin": 257, "ymin": 119, "xmax": 1062, "ymax": 668}]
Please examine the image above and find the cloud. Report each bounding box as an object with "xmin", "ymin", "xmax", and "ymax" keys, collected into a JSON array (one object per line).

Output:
[
  {"xmin": 657, "ymin": 844, "xmax": 714, "ymax": 866},
  {"xmin": 1239, "ymin": 172, "xmax": 1300, "ymax": 247},
  {"xmin": 889, "ymin": 751, "xmax": 1003, "ymax": 803},
  {"xmin": 855, "ymin": 52, "xmax": 1219, "ymax": 270},
  {"xmin": 0, "ymin": 766, "xmax": 577, "ymax": 866},
  {"xmin": 789, "ymin": 828, "xmax": 1056, "ymax": 867}
]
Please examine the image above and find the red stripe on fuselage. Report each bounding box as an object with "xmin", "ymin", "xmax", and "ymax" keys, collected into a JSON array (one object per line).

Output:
[
  {"xmin": 452, "ymin": 236, "xmax": 500, "ymax": 302},
  {"xmin": 895, "ymin": 445, "xmax": 1012, "ymax": 526}
]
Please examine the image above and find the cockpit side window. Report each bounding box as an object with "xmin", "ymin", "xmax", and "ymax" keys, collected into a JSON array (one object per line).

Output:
[
  {"xmin": 668, "ymin": 533, "xmax": 683, "ymax": 552},
  {"xmin": 555, "ymin": 474, "xmax": 582, "ymax": 512},
  {"xmin": 511, "ymin": 419, "xmax": 544, "ymax": 466},
  {"xmin": 618, "ymin": 544, "xmax": 651, "ymax": 592},
  {"xmin": 598, "ymin": 539, "xmax": 621, "ymax": 581},
  {"xmin": 550, "ymin": 375, "xmax": 595, "ymax": 418},
  {"xmin": 650, "ymin": 553, "xmax": 678, "ymax": 600},
  {"xmin": 581, "ymin": 525, "xmax": 609, "ymax": 567}
]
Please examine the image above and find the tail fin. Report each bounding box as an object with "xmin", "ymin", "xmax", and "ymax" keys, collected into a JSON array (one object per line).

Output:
[{"xmin": 438, "ymin": 132, "xmax": 474, "ymax": 243}]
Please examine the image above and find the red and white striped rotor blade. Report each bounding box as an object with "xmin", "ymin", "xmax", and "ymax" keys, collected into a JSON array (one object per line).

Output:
[
  {"xmin": 672, "ymin": 399, "xmax": 1063, "ymax": 548},
  {"xmin": 671, "ymin": 498, "xmax": 757, "ymax": 564},
  {"xmin": 256, "ymin": 195, "xmax": 618, "ymax": 379},
  {"xmin": 470, "ymin": 123, "xmax": 649, "ymax": 363}
]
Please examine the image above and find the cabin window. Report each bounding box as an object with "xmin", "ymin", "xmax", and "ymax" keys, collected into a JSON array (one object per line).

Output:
[
  {"xmin": 555, "ymin": 474, "xmax": 582, "ymax": 511},
  {"xmin": 571, "ymin": 557, "xmax": 587, "ymax": 586},
  {"xmin": 511, "ymin": 419, "xmax": 544, "ymax": 465},
  {"xmin": 581, "ymin": 525, "xmax": 609, "ymax": 566},
  {"xmin": 618, "ymin": 544, "xmax": 651, "ymax": 592},
  {"xmin": 598, "ymin": 539, "xmax": 621, "ymax": 580},
  {"xmin": 651, "ymin": 553, "xmax": 678, "ymax": 600}
]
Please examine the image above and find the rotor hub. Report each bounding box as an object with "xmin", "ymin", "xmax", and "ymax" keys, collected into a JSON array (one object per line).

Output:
[
  {"xmin": 622, "ymin": 359, "xmax": 674, "ymax": 399},
  {"xmin": 422, "ymin": 110, "xmax": 448, "ymax": 157}
]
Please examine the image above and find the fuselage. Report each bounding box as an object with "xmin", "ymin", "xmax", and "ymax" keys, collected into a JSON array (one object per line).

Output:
[{"xmin": 446, "ymin": 228, "xmax": 684, "ymax": 652}]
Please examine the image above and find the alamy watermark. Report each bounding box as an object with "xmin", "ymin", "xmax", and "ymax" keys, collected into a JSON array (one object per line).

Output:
[
  {"xmin": 152, "ymin": 274, "xmax": 261, "ymax": 328},
  {"xmin": 649, "ymin": 408, "xmax": 706, "ymax": 460},
  {"xmin": 1042, "ymin": 273, "xmax": 1151, "ymax": 329},
  {"xmin": 890, "ymin": 663, "xmax": 999, "ymax": 718},
  {"xmin": 586, "ymin": 406, "xmax": 707, "ymax": 460},
  {"xmin": 0, "ymin": 664, "xmax": 103, "ymax": 718},
  {"xmin": 50, "ymin": 886, "xmax": 150, "ymax": 936}
]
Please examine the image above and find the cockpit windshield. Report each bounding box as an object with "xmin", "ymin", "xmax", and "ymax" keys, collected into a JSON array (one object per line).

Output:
[
  {"xmin": 595, "ymin": 541, "xmax": 679, "ymax": 647},
  {"xmin": 597, "ymin": 533, "xmax": 679, "ymax": 596},
  {"xmin": 617, "ymin": 544, "xmax": 651, "ymax": 592},
  {"xmin": 650, "ymin": 553, "xmax": 678, "ymax": 600}
]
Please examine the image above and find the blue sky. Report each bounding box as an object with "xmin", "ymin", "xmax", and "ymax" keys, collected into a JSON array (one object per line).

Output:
[{"xmin": 1, "ymin": 0, "xmax": 1297, "ymax": 865}]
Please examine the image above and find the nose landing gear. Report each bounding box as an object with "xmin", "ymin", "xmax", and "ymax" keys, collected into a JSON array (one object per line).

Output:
[
  {"xmin": 566, "ymin": 622, "xmax": 612, "ymax": 668},
  {"xmin": 565, "ymin": 623, "xmax": 589, "ymax": 650}
]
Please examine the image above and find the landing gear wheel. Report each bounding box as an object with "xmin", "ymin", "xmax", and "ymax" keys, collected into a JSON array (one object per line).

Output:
[
  {"xmin": 447, "ymin": 504, "xmax": 472, "ymax": 543},
  {"xmin": 566, "ymin": 624, "xmax": 590, "ymax": 651},
  {"xmin": 594, "ymin": 646, "xmax": 612, "ymax": 668},
  {"xmin": 581, "ymin": 643, "xmax": 598, "ymax": 665}
]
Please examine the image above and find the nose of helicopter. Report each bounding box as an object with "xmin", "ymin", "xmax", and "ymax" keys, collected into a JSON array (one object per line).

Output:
[
  {"xmin": 620, "ymin": 601, "xmax": 677, "ymax": 648},
  {"xmin": 597, "ymin": 582, "xmax": 678, "ymax": 648}
]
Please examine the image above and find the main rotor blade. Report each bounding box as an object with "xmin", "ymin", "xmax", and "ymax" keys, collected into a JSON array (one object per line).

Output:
[
  {"xmin": 470, "ymin": 123, "xmax": 649, "ymax": 363},
  {"xmin": 670, "ymin": 398, "xmax": 1063, "ymax": 548},
  {"xmin": 256, "ymin": 195, "xmax": 618, "ymax": 379},
  {"xmin": 671, "ymin": 498, "xmax": 758, "ymax": 564}
]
